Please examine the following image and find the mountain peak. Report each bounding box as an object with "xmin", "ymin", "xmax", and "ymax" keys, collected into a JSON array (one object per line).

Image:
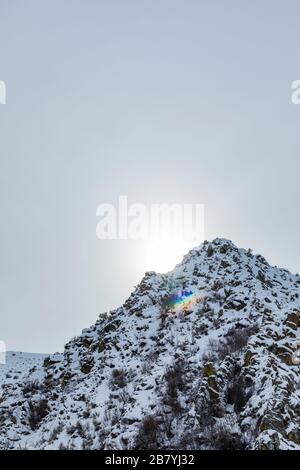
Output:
[{"xmin": 0, "ymin": 240, "xmax": 300, "ymax": 450}]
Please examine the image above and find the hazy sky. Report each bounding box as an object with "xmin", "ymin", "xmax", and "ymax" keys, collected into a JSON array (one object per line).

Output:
[{"xmin": 1, "ymin": 0, "xmax": 300, "ymax": 353}]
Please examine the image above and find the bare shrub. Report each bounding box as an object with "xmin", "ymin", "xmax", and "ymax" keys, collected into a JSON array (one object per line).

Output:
[
  {"xmin": 225, "ymin": 325, "xmax": 254, "ymax": 350},
  {"xmin": 43, "ymin": 375, "xmax": 56, "ymax": 390},
  {"xmin": 48, "ymin": 422, "xmax": 64, "ymax": 443},
  {"xmin": 135, "ymin": 415, "xmax": 159, "ymax": 449},
  {"xmin": 103, "ymin": 407, "xmax": 121, "ymax": 427},
  {"xmin": 196, "ymin": 394, "xmax": 216, "ymax": 427},
  {"xmin": 82, "ymin": 434, "xmax": 93, "ymax": 450},
  {"xmin": 175, "ymin": 430, "xmax": 202, "ymax": 450},
  {"xmin": 204, "ymin": 417, "xmax": 246, "ymax": 450},
  {"xmin": 162, "ymin": 359, "xmax": 185, "ymax": 414},
  {"xmin": 59, "ymin": 443, "xmax": 69, "ymax": 450},
  {"xmin": 75, "ymin": 420, "xmax": 86, "ymax": 438},
  {"xmin": 226, "ymin": 372, "xmax": 253, "ymax": 413},
  {"xmin": 164, "ymin": 360, "xmax": 185, "ymax": 390},
  {"xmin": 202, "ymin": 346, "xmax": 217, "ymax": 363},
  {"xmin": 160, "ymin": 412, "xmax": 173, "ymax": 439},
  {"xmin": 27, "ymin": 399, "xmax": 49, "ymax": 430},
  {"xmin": 22, "ymin": 380, "xmax": 40, "ymax": 396},
  {"xmin": 119, "ymin": 389, "xmax": 130, "ymax": 405},
  {"xmin": 206, "ymin": 324, "xmax": 258, "ymax": 361}
]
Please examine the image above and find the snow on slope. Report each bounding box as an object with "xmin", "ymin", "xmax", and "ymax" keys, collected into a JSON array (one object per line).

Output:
[
  {"xmin": 0, "ymin": 239, "xmax": 300, "ymax": 450},
  {"xmin": 0, "ymin": 352, "xmax": 49, "ymax": 387}
]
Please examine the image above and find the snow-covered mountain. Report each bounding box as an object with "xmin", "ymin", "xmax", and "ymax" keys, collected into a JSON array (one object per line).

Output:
[{"xmin": 1, "ymin": 238, "xmax": 300, "ymax": 450}]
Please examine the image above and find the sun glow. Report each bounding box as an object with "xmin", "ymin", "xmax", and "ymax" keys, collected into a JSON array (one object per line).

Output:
[{"xmin": 143, "ymin": 234, "xmax": 198, "ymax": 273}]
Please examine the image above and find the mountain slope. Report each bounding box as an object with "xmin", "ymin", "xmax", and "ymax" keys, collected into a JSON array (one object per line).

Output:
[
  {"xmin": 0, "ymin": 238, "xmax": 300, "ymax": 450},
  {"xmin": 0, "ymin": 352, "xmax": 50, "ymax": 388}
]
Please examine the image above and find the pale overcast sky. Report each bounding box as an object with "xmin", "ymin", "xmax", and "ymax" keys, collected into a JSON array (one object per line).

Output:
[{"xmin": 1, "ymin": 0, "xmax": 300, "ymax": 352}]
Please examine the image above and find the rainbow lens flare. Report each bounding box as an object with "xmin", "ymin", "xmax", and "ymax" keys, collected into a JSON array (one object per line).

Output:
[{"xmin": 165, "ymin": 290, "xmax": 204, "ymax": 311}]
